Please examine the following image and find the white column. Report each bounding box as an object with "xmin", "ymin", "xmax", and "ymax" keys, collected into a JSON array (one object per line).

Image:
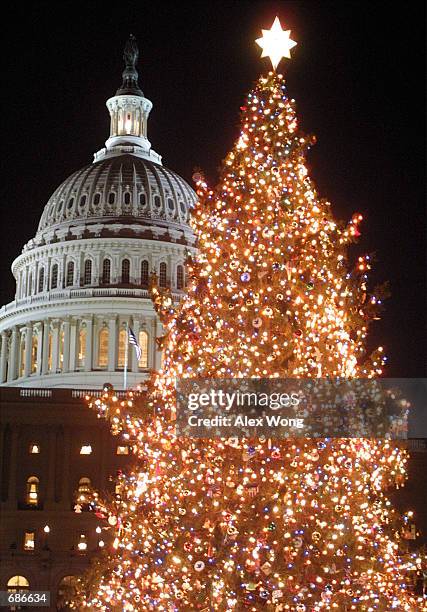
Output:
[
  {"xmin": 7, "ymin": 327, "xmax": 19, "ymax": 381},
  {"xmin": 41, "ymin": 319, "xmax": 50, "ymax": 374},
  {"xmin": 35, "ymin": 324, "xmax": 43, "ymax": 375},
  {"xmin": 131, "ymin": 319, "xmax": 140, "ymax": 372},
  {"xmin": 0, "ymin": 331, "xmax": 8, "ymax": 382},
  {"xmin": 62, "ymin": 319, "xmax": 71, "ymax": 372},
  {"xmin": 51, "ymin": 320, "xmax": 60, "ymax": 373},
  {"xmin": 108, "ymin": 316, "xmax": 117, "ymax": 371},
  {"xmin": 84, "ymin": 317, "xmax": 93, "ymax": 372},
  {"xmin": 69, "ymin": 319, "xmax": 78, "ymax": 371},
  {"xmin": 24, "ymin": 324, "xmax": 33, "ymax": 377}
]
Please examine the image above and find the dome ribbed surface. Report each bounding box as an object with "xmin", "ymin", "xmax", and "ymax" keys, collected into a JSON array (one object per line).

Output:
[{"xmin": 36, "ymin": 155, "xmax": 195, "ymax": 240}]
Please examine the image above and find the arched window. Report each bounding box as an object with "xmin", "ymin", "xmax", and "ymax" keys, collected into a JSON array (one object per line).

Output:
[
  {"xmin": 57, "ymin": 576, "xmax": 77, "ymax": 607},
  {"xmin": 26, "ymin": 476, "xmax": 39, "ymax": 506},
  {"xmin": 154, "ymin": 195, "xmax": 161, "ymax": 208},
  {"xmin": 98, "ymin": 328, "xmax": 108, "ymax": 367},
  {"xmin": 140, "ymin": 260, "xmax": 149, "ymax": 288},
  {"xmin": 31, "ymin": 332, "xmax": 38, "ymax": 374},
  {"xmin": 139, "ymin": 193, "xmax": 146, "ymax": 206},
  {"xmin": 67, "ymin": 197, "xmax": 74, "ymax": 211},
  {"xmin": 108, "ymin": 192, "xmax": 115, "ymax": 205},
  {"xmin": 159, "ymin": 262, "xmax": 167, "ymax": 288},
  {"xmin": 66, "ymin": 261, "xmax": 74, "ymax": 287},
  {"xmin": 167, "ymin": 197, "xmax": 174, "ymax": 211},
  {"xmin": 38, "ymin": 267, "xmax": 45, "ymax": 293},
  {"xmin": 138, "ymin": 330, "xmax": 148, "ymax": 368},
  {"xmin": 123, "ymin": 192, "xmax": 131, "ymax": 205},
  {"xmin": 121, "ymin": 259, "xmax": 130, "ymax": 284},
  {"xmin": 102, "ymin": 259, "xmax": 111, "ymax": 285},
  {"xmin": 93, "ymin": 193, "xmax": 101, "ymax": 206},
  {"xmin": 176, "ymin": 265, "xmax": 184, "ymax": 290},
  {"xmin": 76, "ymin": 477, "xmax": 92, "ymax": 503},
  {"xmin": 79, "ymin": 194, "xmax": 87, "ymax": 208},
  {"xmin": 118, "ymin": 328, "xmax": 127, "ymax": 367},
  {"xmin": 7, "ymin": 576, "xmax": 29, "ymax": 592},
  {"xmin": 83, "ymin": 260, "xmax": 92, "ymax": 285},
  {"xmin": 78, "ymin": 328, "xmax": 86, "ymax": 368},
  {"xmin": 51, "ymin": 264, "xmax": 58, "ymax": 289}
]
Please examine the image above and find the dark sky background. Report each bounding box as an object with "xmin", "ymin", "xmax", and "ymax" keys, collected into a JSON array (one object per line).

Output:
[{"xmin": 1, "ymin": 1, "xmax": 425, "ymax": 377}]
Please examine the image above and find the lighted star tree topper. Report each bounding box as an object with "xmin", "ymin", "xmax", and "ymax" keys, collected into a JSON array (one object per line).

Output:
[{"xmin": 256, "ymin": 16, "xmax": 297, "ymax": 70}]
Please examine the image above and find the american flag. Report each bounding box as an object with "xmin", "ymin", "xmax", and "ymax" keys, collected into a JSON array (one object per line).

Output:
[{"xmin": 128, "ymin": 327, "xmax": 142, "ymax": 361}]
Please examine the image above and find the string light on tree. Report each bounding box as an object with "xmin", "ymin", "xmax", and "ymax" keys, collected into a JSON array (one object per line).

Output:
[{"xmin": 69, "ymin": 20, "xmax": 426, "ymax": 612}]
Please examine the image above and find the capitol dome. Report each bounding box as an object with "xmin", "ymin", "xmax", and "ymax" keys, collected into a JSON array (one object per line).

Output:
[
  {"xmin": 0, "ymin": 35, "xmax": 196, "ymax": 390},
  {"xmin": 32, "ymin": 155, "xmax": 194, "ymax": 249}
]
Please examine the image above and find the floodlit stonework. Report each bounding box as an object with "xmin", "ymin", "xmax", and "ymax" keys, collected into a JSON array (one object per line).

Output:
[{"xmin": 0, "ymin": 38, "xmax": 196, "ymax": 390}]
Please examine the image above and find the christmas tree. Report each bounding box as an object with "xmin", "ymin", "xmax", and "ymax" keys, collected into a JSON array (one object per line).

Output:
[{"xmin": 70, "ymin": 19, "xmax": 425, "ymax": 612}]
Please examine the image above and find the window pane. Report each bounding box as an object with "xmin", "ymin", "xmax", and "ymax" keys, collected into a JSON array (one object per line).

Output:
[
  {"xmin": 26, "ymin": 477, "xmax": 39, "ymax": 505},
  {"xmin": 159, "ymin": 262, "xmax": 167, "ymax": 288},
  {"xmin": 121, "ymin": 259, "xmax": 130, "ymax": 284},
  {"xmin": 102, "ymin": 259, "xmax": 111, "ymax": 284},
  {"xmin": 7, "ymin": 576, "xmax": 29, "ymax": 590},
  {"xmin": 118, "ymin": 329, "xmax": 127, "ymax": 367},
  {"xmin": 98, "ymin": 328, "xmax": 108, "ymax": 367},
  {"xmin": 59, "ymin": 330, "xmax": 64, "ymax": 369},
  {"xmin": 48, "ymin": 333, "xmax": 53, "ymax": 371},
  {"xmin": 38, "ymin": 268, "xmax": 44, "ymax": 293},
  {"xmin": 78, "ymin": 329, "xmax": 86, "ymax": 368},
  {"xmin": 177, "ymin": 265, "xmax": 184, "ymax": 290},
  {"xmin": 116, "ymin": 446, "xmax": 129, "ymax": 455},
  {"xmin": 141, "ymin": 260, "xmax": 149, "ymax": 287},
  {"xmin": 51, "ymin": 264, "xmax": 58, "ymax": 289},
  {"xmin": 24, "ymin": 531, "xmax": 35, "ymax": 551},
  {"xmin": 66, "ymin": 262, "xmax": 74, "ymax": 286},
  {"xmin": 138, "ymin": 331, "xmax": 148, "ymax": 368},
  {"xmin": 84, "ymin": 260, "xmax": 92, "ymax": 285},
  {"xmin": 20, "ymin": 334, "xmax": 25, "ymax": 377},
  {"xmin": 78, "ymin": 534, "xmax": 88, "ymax": 551}
]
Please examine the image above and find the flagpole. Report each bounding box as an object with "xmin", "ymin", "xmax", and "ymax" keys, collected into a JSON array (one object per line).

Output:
[{"xmin": 124, "ymin": 322, "xmax": 129, "ymax": 391}]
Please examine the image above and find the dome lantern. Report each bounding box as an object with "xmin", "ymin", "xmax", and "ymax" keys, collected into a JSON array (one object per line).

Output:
[{"xmin": 94, "ymin": 35, "xmax": 161, "ymax": 164}]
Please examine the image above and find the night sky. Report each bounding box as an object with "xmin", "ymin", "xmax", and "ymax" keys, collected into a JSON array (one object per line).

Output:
[{"xmin": 1, "ymin": 1, "xmax": 425, "ymax": 377}]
